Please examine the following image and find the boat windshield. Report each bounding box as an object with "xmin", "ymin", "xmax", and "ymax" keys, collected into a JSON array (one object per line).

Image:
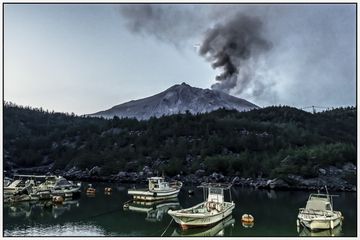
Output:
[
  {"xmin": 208, "ymin": 188, "xmax": 224, "ymax": 203},
  {"xmin": 55, "ymin": 179, "xmax": 71, "ymax": 186},
  {"xmin": 306, "ymin": 198, "xmax": 332, "ymax": 211}
]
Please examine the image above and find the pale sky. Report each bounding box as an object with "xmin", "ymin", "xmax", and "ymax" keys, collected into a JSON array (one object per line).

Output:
[{"xmin": 4, "ymin": 4, "xmax": 356, "ymax": 115}]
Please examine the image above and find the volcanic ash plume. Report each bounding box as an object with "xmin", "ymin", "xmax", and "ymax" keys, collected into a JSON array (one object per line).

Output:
[{"xmin": 199, "ymin": 14, "xmax": 272, "ymax": 93}]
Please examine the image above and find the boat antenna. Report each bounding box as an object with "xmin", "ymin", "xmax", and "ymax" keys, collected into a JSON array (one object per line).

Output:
[
  {"xmin": 325, "ymin": 185, "xmax": 329, "ymax": 196},
  {"xmin": 229, "ymin": 186, "xmax": 232, "ymax": 202}
]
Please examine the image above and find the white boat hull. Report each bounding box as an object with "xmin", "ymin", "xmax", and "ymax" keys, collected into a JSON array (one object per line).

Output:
[
  {"xmin": 172, "ymin": 216, "xmax": 235, "ymax": 237},
  {"xmin": 298, "ymin": 210, "xmax": 343, "ymax": 230},
  {"xmin": 300, "ymin": 218, "xmax": 342, "ymax": 230},
  {"xmin": 128, "ymin": 189, "xmax": 180, "ymax": 201},
  {"xmin": 168, "ymin": 202, "xmax": 235, "ymax": 228}
]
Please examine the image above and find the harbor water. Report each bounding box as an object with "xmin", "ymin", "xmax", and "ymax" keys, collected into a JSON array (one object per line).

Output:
[{"xmin": 3, "ymin": 182, "xmax": 357, "ymax": 237}]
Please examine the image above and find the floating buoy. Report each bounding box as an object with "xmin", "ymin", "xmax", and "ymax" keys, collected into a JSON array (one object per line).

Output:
[
  {"xmin": 241, "ymin": 214, "xmax": 254, "ymax": 223},
  {"xmin": 52, "ymin": 195, "xmax": 64, "ymax": 204},
  {"xmin": 86, "ymin": 188, "xmax": 96, "ymax": 194},
  {"xmin": 188, "ymin": 190, "xmax": 194, "ymax": 195},
  {"xmin": 242, "ymin": 221, "xmax": 254, "ymax": 228},
  {"xmin": 104, "ymin": 187, "xmax": 112, "ymax": 192}
]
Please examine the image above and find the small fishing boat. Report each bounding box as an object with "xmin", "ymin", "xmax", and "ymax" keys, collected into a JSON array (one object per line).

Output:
[
  {"xmin": 128, "ymin": 177, "xmax": 183, "ymax": 201},
  {"xmin": 37, "ymin": 176, "xmax": 82, "ymax": 198},
  {"xmin": 168, "ymin": 183, "xmax": 235, "ymax": 229},
  {"xmin": 4, "ymin": 179, "xmax": 26, "ymax": 196},
  {"xmin": 297, "ymin": 190, "xmax": 343, "ymax": 231},
  {"xmin": 4, "ymin": 175, "xmax": 81, "ymax": 202}
]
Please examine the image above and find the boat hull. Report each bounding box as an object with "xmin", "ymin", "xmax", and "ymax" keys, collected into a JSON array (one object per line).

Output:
[
  {"xmin": 298, "ymin": 210, "xmax": 343, "ymax": 230},
  {"xmin": 300, "ymin": 218, "xmax": 342, "ymax": 230},
  {"xmin": 172, "ymin": 215, "xmax": 235, "ymax": 237},
  {"xmin": 128, "ymin": 189, "xmax": 180, "ymax": 201},
  {"xmin": 169, "ymin": 202, "xmax": 235, "ymax": 228}
]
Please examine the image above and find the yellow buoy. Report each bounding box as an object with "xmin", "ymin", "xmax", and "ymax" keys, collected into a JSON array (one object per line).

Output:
[
  {"xmin": 86, "ymin": 187, "xmax": 96, "ymax": 194},
  {"xmin": 241, "ymin": 214, "xmax": 254, "ymax": 223}
]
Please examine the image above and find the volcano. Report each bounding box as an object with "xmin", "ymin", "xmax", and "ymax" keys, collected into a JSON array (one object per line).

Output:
[{"xmin": 90, "ymin": 83, "xmax": 259, "ymax": 120}]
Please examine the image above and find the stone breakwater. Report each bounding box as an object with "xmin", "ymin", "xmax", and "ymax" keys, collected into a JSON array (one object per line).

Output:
[{"xmin": 9, "ymin": 163, "xmax": 356, "ymax": 192}]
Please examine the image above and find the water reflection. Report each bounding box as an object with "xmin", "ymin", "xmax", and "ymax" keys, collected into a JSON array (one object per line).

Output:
[
  {"xmin": 124, "ymin": 198, "xmax": 180, "ymax": 222},
  {"xmin": 3, "ymin": 183, "xmax": 356, "ymax": 237},
  {"xmin": 298, "ymin": 224, "xmax": 342, "ymax": 237},
  {"xmin": 171, "ymin": 215, "xmax": 235, "ymax": 237},
  {"xmin": 5, "ymin": 198, "xmax": 80, "ymax": 219},
  {"xmin": 52, "ymin": 199, "xmax": 80, "ymax": 219},
  {"xmin": 4, "ymin": 222, "xmax": 105, "ymax": 236}
]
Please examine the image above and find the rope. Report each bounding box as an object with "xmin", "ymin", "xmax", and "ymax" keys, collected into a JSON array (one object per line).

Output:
[
  {"xmin": 160, "ymin": 218, "xmax": 174, "ymax": 237},
  {"xmin": 76, "ymin": 199, "xmax": 133, "ymax": 222}
]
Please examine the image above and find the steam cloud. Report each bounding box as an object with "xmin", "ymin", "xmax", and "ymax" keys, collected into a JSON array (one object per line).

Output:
[{"xmin": 199, "ymin": 14, "xmax": 272, "ymax": 93}]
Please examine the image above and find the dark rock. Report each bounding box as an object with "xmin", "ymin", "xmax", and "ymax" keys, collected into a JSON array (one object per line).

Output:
[
  {"xmin": 326, "ymin": 166, "xmax": 343, "ymax": 175},
  {"xmin": 195, "ymin": 169, "xmax": 206, "ymax": 177},
  {"xmin": 343, "ymin": 162, "xmax": 356, "ymax": 173},
  {"xmin": 231, "ymin": 176, "xmax": 240, "ymax": 185},
  {"xmin": 89, "ymin": 166, "xmax": 101, "ymax": 176},
  {"xmin": 117, "ymin": 171, "xmax": 127, "ymax": 178},
  {"xmin": 267, "ymin": 178, "xmax": 289, "ymax": 189}
]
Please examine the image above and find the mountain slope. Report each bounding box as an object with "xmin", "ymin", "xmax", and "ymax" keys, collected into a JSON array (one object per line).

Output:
[{"xmin": 90, "ymin": 82, "xmax": 259, "ymax": 119}]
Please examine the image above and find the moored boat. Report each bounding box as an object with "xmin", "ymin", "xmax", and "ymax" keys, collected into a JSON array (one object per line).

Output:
[
  {"xmin": 127, "ymin": 177, "xmax": 182, "ymax": 201},
  {"xmin": 297, "ymin": 191, "xmax": 343, "ymax": 231},
  {"xmin": 4, "ymin": 175, "xmax": 81, "ymax": 203},
  {"xmin": 168, "ymin": 183, "xmax": 235, "ymax": 229}
]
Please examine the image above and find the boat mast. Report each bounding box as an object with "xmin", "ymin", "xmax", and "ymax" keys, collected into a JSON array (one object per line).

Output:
[{"xmin": 229, "ymin": 187, "xmax": 232, "ymax": 202}]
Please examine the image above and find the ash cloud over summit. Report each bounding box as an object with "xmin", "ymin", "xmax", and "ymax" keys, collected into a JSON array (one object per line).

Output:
[
  {"xmin": 119, "ymin": 4, "xmax": 355, "ymax": 107},
  {"xmin": 199, "ymin": 14, "xmax": 272, "ymax": 93}
]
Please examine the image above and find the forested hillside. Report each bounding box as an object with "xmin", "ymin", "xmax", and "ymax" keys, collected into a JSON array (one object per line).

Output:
[{"xmin": 3, "ymin": 102, "xmax": 356, "ymax": 179}]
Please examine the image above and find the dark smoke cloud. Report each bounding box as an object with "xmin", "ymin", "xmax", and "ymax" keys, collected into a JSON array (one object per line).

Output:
[
  {"xmin": 199, "ymin": 14, "xmax": 272, "ymax": 93},
  {"xmin": 119, "ymin": 4, "xmax": 206, "ymax": 48},
  {"xmin": 119, "ymin": 5, "xmax": 272, "ymax": 94},
  {"xmin": 118, "ymin": 4, "xmax": 356, "ymax": 107}
]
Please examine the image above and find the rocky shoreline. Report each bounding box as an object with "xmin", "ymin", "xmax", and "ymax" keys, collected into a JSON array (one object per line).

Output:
[{"xmin": 8, "ymin": 163, "xmax": 356, "ymax": 192}]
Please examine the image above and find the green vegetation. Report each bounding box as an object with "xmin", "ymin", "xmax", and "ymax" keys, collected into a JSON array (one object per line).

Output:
[{"xmin": 4, "ymin": 102, "xmax": 356, "ymax": 178}]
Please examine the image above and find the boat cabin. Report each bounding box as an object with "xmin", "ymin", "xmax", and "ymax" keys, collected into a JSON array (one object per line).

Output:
[
  {"xmin": 148, "ymin": 177, "xmax": 170, "ymax": 191},
  {"xmin": 198, "ymin": 183, "xmax": 232, "ymax": 204},
  {"xmin": 305, "ymin": 194, "xmax": 335, "ymax": 211}
]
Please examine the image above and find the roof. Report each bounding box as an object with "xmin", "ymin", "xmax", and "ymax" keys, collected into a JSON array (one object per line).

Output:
[
  {"xmin": 14, "ymin": 174, "xmax": 56, "ymax": 179},
  {"xmin": 148, "ymin": 177, "xmax": 165, "ymax": 180},
  {"xmin": 197, "ymin": 182, "xmax": 232, "ymax": 190},
  {"xmin": 309, "ymin": 193, "xmax": 338, "ymax": 200}
]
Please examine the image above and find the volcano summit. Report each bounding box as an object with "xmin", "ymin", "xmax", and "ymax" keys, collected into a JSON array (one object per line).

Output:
[{"xmin": 90, "ymin": 83, "xmax": 259, "ymax": 120}]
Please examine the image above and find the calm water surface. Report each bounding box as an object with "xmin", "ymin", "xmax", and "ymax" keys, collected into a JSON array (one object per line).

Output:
[{"xmin": 3, "ymin": 182, "xmax": 357, "ymax": 237}]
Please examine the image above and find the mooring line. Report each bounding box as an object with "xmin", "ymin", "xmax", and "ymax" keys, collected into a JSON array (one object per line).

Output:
[{"xmin": 160, "ymin": 218, "xmax": 174, "ymax": 237}]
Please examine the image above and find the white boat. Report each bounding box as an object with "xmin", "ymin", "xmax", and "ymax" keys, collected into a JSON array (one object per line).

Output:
[
  {"xmin": 4, "ymin": 179, "xmax": 25, "ymax": 196},
  {"xmin": 127, "ymin": 177, "xmax": 182, "ymax": 201},
  {"xmin": 168, "ymin": 183, "xmax": 235, "ymax": 229},
  {"xmin": 37, "ymin": 175, "xmax": 82, "ymax": 198},
  {"xmin": 4, "ymin": 175, "xmax": 81, "ymax": 202},
  {"xmin": 297, "ymin": 192, "xmax": 343, "ymax": 231}
]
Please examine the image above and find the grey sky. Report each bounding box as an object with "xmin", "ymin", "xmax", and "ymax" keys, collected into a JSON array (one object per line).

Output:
[{"xmin": 4, "ymin": 4, "xmax": 356, "ymax": 114}]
